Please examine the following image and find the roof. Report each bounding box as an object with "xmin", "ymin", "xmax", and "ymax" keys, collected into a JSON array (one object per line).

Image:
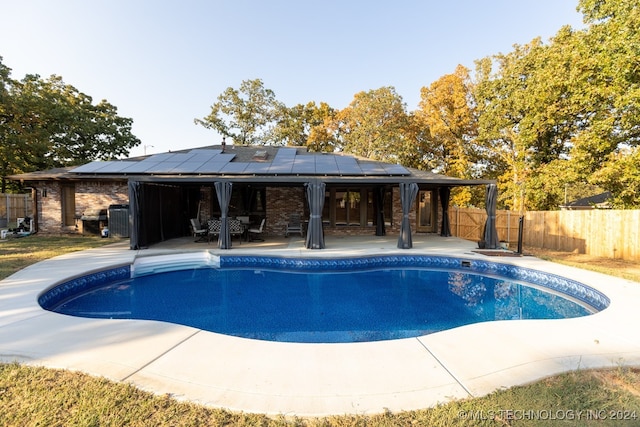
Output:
[
  {"xmin": 69, "ymin": 146, "xmax": 410, "ymax": 176},
  {"xmin": 561, "ymin": 192, "xmax": 612, "ymax": 209},
  {"xmin": 8, "ymin": 145, "xmax": 495, "ymax": 187}
]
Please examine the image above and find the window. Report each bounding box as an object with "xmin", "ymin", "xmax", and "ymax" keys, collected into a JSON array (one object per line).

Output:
[{"xmin": 324, "ymin": 187, "xmax": 392, "ymax": 228}]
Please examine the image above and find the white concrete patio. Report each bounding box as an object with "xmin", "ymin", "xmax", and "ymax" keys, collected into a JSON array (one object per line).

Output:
[{"xmin": 1, "ymin": 234, "xmax": 639, "ymax": 416}]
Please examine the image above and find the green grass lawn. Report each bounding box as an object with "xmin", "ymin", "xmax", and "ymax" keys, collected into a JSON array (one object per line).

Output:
[{"xmin": 1, "ymin": 236, "xmax": 639, "ymax": 426}]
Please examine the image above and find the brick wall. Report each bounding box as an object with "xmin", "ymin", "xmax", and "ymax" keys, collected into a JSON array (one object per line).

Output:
[
  {"xmin": 35, "ymin": 180, "xmax": 128, "ymax": 234},
  {"xmin": 266, "ymin": 187, "xmax": 306, "ymax": 236}
]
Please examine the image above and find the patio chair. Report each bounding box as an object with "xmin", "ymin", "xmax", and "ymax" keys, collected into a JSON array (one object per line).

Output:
[
  {"xmin": 248, "ymin": 218, "xmax": 265, "ymax": 241},
  {"xmin": 285, "ymin": 213, "xmax": 303, "ymax": 237},
  {"xmin": 190, "ymin": 218, "xmax": 208, "ymax": 242},
  {"xmin": 207, "ymin": 218, "xmax": 222, "ymax": 243},
  {"xmin": 229, "ymin": 218, "xmax": 244, "ymax": 244}
]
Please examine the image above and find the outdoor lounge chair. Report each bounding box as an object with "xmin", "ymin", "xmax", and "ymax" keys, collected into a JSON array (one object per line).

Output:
[
  {"xmin": 190, "ymin": 218, "xmax": 208, "ymax": 242},
  {"xmin": 285, "ymin": 213, "xmax": 303, "ymax": 237},
  {"xmin": 248, "ymin": 218, "xmax": 265, "ymax": 241}
]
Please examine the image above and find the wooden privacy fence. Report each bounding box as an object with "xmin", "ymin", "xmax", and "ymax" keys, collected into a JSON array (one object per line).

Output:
[
  {"xmin": 449, "ymin": 207, "xmax": 522, "ymax": 245},
  {"xmin": 0, "ymin": 193, "xmax": 33, "ymax": 228},
  {"xmin": 448, "ymin": 207, "xmax": 640, "ymax": 261}
]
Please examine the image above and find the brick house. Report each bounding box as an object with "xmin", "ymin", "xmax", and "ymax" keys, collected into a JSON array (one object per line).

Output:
[{"xmin": 8, "ymin": 145, "xmax": 496, "ymax": 249}]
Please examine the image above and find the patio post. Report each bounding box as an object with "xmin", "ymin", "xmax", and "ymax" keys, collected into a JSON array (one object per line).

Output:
[
  {"xmin": 305, "ymin": 180, "xmax": 326, "ymax": 249},
  {"xmin": 483, "ymin": 183, "xmax": 499, "ymax": 249},
  {"xmin": 214, "ymin": 181, "xmax": 233, "ymax": 249},
  {"xmin": 397, "ymin": 182, "xmax": 418, "ymax": 249}
]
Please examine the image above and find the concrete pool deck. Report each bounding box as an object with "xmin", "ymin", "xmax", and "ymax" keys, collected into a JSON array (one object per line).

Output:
[{"xmin": 1, "ymin": 234, "xmax": 640, "ymax": 416}]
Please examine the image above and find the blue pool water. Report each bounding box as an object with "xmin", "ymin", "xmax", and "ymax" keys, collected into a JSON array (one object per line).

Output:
[{"xmin": 39, "ymin": 255, "xmax": 607, "ymax": 343}]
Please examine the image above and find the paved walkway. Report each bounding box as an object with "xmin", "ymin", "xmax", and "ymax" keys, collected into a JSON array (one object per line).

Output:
[{"xmin": 1, "ymin": 235, "xmax": 639, "ymax": 416}]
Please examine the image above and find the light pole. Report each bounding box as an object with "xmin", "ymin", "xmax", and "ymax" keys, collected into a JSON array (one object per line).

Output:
[{"xmin": 144, "ymin": 145, "xmax": 154, "ymax": 155}]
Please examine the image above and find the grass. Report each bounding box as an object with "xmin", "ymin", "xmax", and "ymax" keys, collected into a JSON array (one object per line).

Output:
[
  {"xmin": 1, "ymin": 236, "xmax": 639, "ymax": 426},
  {"xmin": 0, "ymin": 234, "xmax": 115, "ymax": 280},
  {"xmin": 1, "ymin": 363, "xmax": 639, "ymax": 426}
]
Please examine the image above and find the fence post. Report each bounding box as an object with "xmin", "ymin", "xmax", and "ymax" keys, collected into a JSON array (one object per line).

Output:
[{"xmin": 517, "ymin": 215, "xmax": 524, "ymax": 254}]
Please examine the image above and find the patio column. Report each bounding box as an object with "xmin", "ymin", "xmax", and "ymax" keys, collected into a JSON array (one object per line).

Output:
[
  {"xmin": 214, "ymin": 181, "xmax": 233, "ymax": 249},
  {"xmin": 128, "ymin": 180, "xmax": 142, "ymax": 250},
  {"xmin": 397, "ymin": 182, "xmax": 419, "ymax": 249},
  {"xmin": 483, "ymin": 183, "xmax": 499, "ymax": 249},
  {"xmin": 439, "ymin": 186, "xmax": 452, "ymax": 237},
  {"xmin": 305, "ymin": 180, "xmax": 325, "ymax": 249},
  {"xmin": 375, "ymin": 186, "xmax": 386, "ymax": 236}
]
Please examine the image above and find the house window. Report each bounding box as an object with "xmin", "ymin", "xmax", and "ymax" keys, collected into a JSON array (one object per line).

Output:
[
  {"xmin": 61, "ymin": 184, "xmax": 76, "ymax": 227},
  {"xmin": 335, "ymin": 189, "xmax": 361, "ymax": 226},
  {"xmin": 324, "ymin": 187, "xmax": 392, "ymax": 228}
]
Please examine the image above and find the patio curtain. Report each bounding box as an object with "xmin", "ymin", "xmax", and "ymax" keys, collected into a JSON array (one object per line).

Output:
[
  {"xmin": 439, "ymin": 186, "xmax": 452, "ymax": 237},
  {"xmin": 214, "ymin": 181, "xmax": 233, "ymax": 249},
  {"xmin": 305, "ymin": 180, "xmax": 326, "ymax": 249},
  {"xmin": 128, "ymin": 180, "xmax": 142, "ymax": 250},
  {"xmin": 397, "ymin": 182, "xmax": 419, "ymax": 249},
  {"xmin": 375, "ymin": 186, "xmax": 386, "ymax": 236},
  {"xmin": 483, "ymin": 183, "xmax": 499, "ymax": 249}
]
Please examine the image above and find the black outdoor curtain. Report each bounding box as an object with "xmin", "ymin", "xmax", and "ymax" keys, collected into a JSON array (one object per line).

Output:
[
  {"xmin": 375, "ymin": 186, "xmax": 386, "ymax": 236},
  {"xmin": 397, "ymin": 182, "xmax": 419, "ymax": 249},
  {"xmin": 214, "ymin": 181, "xmax": 233, "ymax": 249},
  {"xmin": 128, "ymin": 180, "xmax": 142, "ymax": 250},
  {"xmin": 305, "ymin": 180, "xmax": 326, "ymax": 249},
  {"xmin": 439, "ymin": 186, "xmax": 452, "ymax": 237},
  {"xmin": 483, "ymin": 183, "xmax": 499, "ymax": 249}
]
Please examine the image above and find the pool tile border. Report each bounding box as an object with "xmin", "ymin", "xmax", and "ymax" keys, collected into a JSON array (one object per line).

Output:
[{"xmin": 39, "ymin": 254, "xmax": 609, "ymax": 313}]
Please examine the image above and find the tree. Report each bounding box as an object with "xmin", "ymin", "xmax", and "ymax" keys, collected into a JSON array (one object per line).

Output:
[
  {"xmin": 271, "ymin": 101, "xmax": 339, "ymax": 151},
  {"xmin": 417, "ymin": 65, "xmax": 482, "ymax": 206},
  {"xmin": 417, "ymin": 65, "xmax": 478, "ymax": 176},
  {"xmin": 338, "ymin": 87, "xmax": 412, "ymax": 163},
  {"xmin": 0, "ymin": 58, "xmax": 140, "ymax": 192},
  {"xmin": 591, "ymin": 147, "xmax": 640, "ymax": 208},
  {"xmin": 195, "ymin": 78, "xmax": 280, "ymax": 145}
]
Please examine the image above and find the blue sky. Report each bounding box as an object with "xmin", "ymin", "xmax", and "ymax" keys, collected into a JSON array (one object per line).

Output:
[{"xmin": 1, "ymin": 1, "xmax": 584, "ymax": 157}]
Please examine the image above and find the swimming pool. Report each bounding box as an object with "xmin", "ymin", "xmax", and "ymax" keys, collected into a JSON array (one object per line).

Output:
[{"xmin": 38, "ymin": 254, "xmax": 609, "ymax": 343}]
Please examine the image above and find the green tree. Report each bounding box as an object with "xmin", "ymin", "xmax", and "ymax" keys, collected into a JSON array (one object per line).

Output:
[
  {"xmin": 591, "ymin": 147, "xmax": 640, "ymax": 208},
  {"xmin": 0, "ymin": 58, "xmax": 140, "ymax": 192},
  {"xmin": 195, "ymin": 78, "xmax": 280, "ymax": 145},
  {"xmin": 271, "ymin": 101, "xmax": 338, "ymax": 150},
  {"xmin": 338, "ymin": 87, "xmax": 412, "ymax": 164}
]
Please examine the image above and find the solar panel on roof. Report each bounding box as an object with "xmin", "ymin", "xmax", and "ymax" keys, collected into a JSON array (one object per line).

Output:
[
  {"xmin": 94, "ymin": 161, "xmax": 137, "ymax": 173},
  {"xmin": 243, "ymin": 162, "xmax": 272, "ymax": 174},
  {"xmin": 382, "ymin": 164, "xmax": 409, "ymax": 175},
  {"xmin": 145, "ymin": 162, "xmax": 183, "ymax": 173},
  {"xmin": 269, "ymin": 160, "xmax": 293, "ymax": 173},
  {"xmin": 359, "ymin": 163, "xmax": 387, "ymax": 175},
  {"xmin": 188, "ymin": 149, "xmax": 222, "ymax": 158},
  {"xmin": 170, "ymin": 160, "xmax": 207, "ymax": 173},
  {"xmin": 335, "ymin": 156, "xmax": 362, "ymax": 175},
  {"xmin": 194, "ymin": 162, "xmax": 229, "ymax": 173},
  {"xmin": 274, "ymin": 147, "xmax": 297, "ymax": 158},
  {"xmin": 70, "ymin": 161, "xmax": 107, "ymax": 173},
  {"xmin": 119, "ymin": 161, "xmax": 158, "ymax": 173},
  {"xmin": 220, "ymin": 162, "xmax": 249, "ymax": 173},
  {"xmin": 145, "ymin": 153, "xmax": 176, "ymax": 162},
  {"xmin": 292, "ymin": 157, "xmax": 316, "ymax": 174},
  {"xmin": 167, "ymin": 152, "xmax": 200, "ymax": 163},
  {"xmin": 315, "ymin": 155, "xmax": 339, "ymax": 174}
]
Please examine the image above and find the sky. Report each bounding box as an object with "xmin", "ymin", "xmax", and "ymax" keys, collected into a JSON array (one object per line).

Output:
[{"xmin": 1, "ymin": 1, "xmax": 585, "ymax": 158}]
